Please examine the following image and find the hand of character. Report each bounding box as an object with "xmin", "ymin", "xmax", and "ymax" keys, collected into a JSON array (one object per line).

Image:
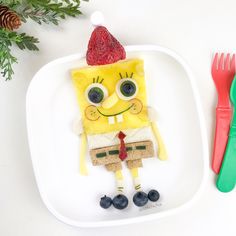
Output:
[
  {"xmin": 147, "ymin": 106, "xmax": 158, "ymax": 122},
  {"xmin": 72, "ymin": 115, "xmax": 83, "ymax": 135}
]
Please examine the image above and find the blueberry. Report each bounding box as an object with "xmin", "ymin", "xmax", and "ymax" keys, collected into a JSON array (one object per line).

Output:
[
  {"xmin": 120, "ymin": 81, "xmax": 136, "ymax": 97},
  {"xmin": 100, "ymin": 195, "xmax": 112, "ymax": 209},
  {"xmin": 112, "ymin": 194, "xmax": 129, "ymax": 210},
  {"xmin": 88, "ymin": 87, "xmax": 104, "ymax": 104},
  {"xmin": 133, "ymin": 191, "xmax": 148, "ymax": 207},
  {"xmin": 148, "ymin": 189, "xmax": 160, "ymax": 202}
]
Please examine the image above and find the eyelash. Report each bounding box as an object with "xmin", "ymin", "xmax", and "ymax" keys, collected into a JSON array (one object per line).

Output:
[
  {"xmin": 92, "ymin": 76, "xmax": 104, "ymax": 84},
  {"xmin": 91, "ymin": 72, "xmax": 134, "ymax": 84},
  {"xmin": 119, "ymin": 72, "xmax": 134, "ymax": 79}
]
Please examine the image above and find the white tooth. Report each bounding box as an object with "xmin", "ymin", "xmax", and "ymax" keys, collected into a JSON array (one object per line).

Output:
[
  {"xmin": 108, "ymin": 116, "xmax": 115, "ymax": 124},
  {"xmin": 116, "ymin": 114, "xmax": 123, "ymax": 123}
]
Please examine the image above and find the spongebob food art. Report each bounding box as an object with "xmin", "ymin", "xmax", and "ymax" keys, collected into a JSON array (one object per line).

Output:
[{"xmin": 71, "ymin": 26, "xmax": 167, "ymax": 210}]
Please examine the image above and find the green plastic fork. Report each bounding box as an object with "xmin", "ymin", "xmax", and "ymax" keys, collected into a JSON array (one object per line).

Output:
[{"xmin": 216, "ymin": 75, "xmax": 236, "ymax": 192}]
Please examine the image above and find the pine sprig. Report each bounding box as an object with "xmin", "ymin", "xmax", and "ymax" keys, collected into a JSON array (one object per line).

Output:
[
  {"xmin": 14, "ymin": 0, "xmax": 82, "ymax": 25},
  {"xmin": 0, "ymin": 0, "xmax": 85, "ymax": 80},
  {"xmin": 0, "ymin": 41, "xmax": 17, "ymax": 81},
  {"xmin": 0, "ymin": 0, "xmax": 23, "ymax": 9},
  {"xmin": 15, "ymin": 33, "xmax": 39, "ymax": 50},
  {"xmin": 0, "ymin": 29, "xmax": 39, "ymax": 80}
]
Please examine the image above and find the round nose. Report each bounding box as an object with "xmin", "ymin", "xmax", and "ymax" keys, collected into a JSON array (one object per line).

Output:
[{"xmin": 102, "ymin": 92, "xmax": 119, "ymax": 109}]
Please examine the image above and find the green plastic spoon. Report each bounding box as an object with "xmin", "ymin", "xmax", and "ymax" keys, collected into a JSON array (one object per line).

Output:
[{"xmin": 216, "ymin": 75, "xmax": 236, "ymax": 192}]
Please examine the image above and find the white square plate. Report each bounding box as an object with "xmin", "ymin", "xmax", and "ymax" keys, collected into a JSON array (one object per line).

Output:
[{"xmin": 26, "ymin": 45, "xmax": 208, "ymax": 227}]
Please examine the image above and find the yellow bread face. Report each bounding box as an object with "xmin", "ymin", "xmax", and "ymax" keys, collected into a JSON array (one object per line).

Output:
[{"xmin": 71, "ymin": 59, "xmax": 150, "ymax": 135}]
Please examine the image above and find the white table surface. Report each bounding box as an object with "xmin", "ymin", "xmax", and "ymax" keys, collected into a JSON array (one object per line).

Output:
[{"xmin": 1, "ymin": 0, "xmax": 236, "ymax": 235}]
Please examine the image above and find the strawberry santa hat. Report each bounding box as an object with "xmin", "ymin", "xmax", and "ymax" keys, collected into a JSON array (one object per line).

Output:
[{"xmin": 86, "ymin": 11, "xmax": 126, "ymax": 66}]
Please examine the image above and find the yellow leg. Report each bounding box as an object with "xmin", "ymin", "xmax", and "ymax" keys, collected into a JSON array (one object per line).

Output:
[
  {"xmin": 130, "ymin": 168, "xmax": 142, "ymax": 191},
  {"xmin": 79, "ymin": 133, "xmax": 88, "ymax": 175},
  {"xmin": 115, "ymin": 170, "xmax": 124, "ymax": 193}
]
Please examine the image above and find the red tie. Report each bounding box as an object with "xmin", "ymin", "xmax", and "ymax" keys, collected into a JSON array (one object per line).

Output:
[{"xmin": 118, "ymin": 131, "xmax": 127, "ymax": 161}]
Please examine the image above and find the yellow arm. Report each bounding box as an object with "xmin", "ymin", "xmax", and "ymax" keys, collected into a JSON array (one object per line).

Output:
[
  {"xmin": 79, "ymin": 132, "xmax": 88, "ymax": 175},
  {"xmin": 151, "ymin": 122, "xmax": 168, "ymax": 161},
  {"xmin": 148, "ymin": 107, "xmax": 167, "ymax": 160}
]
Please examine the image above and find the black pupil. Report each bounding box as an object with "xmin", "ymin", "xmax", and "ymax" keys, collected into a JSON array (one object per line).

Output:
[
  {"xmin": 88, "ymin": 87, "xmax": 104, "ymax": 103},
  {"xmin": 121, "ymin": 81, "xmax": 136, "ymax": 97}
]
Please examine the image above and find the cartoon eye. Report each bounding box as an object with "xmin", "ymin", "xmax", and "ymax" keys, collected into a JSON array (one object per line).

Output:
[
  {"xmin": 85, "ymin": 83, "xmax": 108, "ymax": 106},
  {"xmin": 116, "ymin": 78, "xmax": 138, "ymax": 100}
]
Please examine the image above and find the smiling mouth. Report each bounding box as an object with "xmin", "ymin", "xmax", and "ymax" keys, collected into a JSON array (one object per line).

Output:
[{"xmin": 97, "ymin": 104, "xmax": 134, "ymax": 117}]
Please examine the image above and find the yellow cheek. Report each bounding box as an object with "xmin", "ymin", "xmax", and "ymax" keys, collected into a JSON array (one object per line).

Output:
[
  {"xmin": 84, "ymin": 105, "xmax": 100, "ymax": 121},
  {"xmin": 128, "ymin": 98, "xmax": 143, "ymax": 114}
]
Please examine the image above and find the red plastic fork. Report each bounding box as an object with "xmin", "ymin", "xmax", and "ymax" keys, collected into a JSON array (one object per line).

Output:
[{"xmin": 212, "ymin": 53, "xmax": 235, "ymax": 174}]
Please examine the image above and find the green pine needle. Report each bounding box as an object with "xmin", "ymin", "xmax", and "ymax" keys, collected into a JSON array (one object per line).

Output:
[
  {"xmin": 13, "ymin": 0, "xmax": 83, "ymax": 25},
  {"xmin": 0, "ymin": 42, "xmax": 17, "ymax": 81},
  {"xmin": 0, "ymin": 29, "xmax": 39, "ymax": 80},
  {"xmin": 15, "ymin": 33, "xmax": 39, "ymax": 50}
]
